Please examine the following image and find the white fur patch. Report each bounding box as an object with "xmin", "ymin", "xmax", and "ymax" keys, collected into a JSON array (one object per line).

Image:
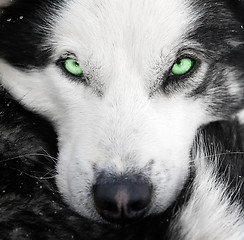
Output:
[
  {"xmin": 170, "ymin": 145, "xmax": 244, "ymax": 240},
  {"xmin": 0, "ymin": 0, "xmax": 230, "ymax": 225},
  {"xmin": 237, "ymin": 109, "xmax": 244, "ymax": 124},
  {"xmin": 50, "ymin": 1, "xmax": 209, "ymax": 220}
]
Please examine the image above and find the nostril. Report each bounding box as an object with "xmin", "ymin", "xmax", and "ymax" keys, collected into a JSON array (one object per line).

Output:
[
  {"xmin": 93, "ymin": 185, "xmax": 118, "ymax": 212},
  {"xmin": 93, "ymin": 174, "xmax": 152, "ymax": 225},
  {"xmin": 127, "ymin": 184, "xmax": 152, "ymax": 211},
  {"xmin": 98, "ymin": 199, "xmax": 118, "ymax": 213},
  {"xmin": 129, "ymin": 200, "xmax": 149, "ymax": 211}
]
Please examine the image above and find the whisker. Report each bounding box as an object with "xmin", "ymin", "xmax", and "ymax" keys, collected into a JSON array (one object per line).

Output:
[
  {"xmin": 40, "ymin": 147, "xmax": 58, "ymax": 161},
  {"xmin": 200, "ymin": 151, "xmax": 244, "ymax": 160},
  {"xmin": 0, "ymin": 153, "xmax": 57, "ymax": 164},
  {"xmin": 15, "ymin": 168, "xmax": 45, "ymax": 180},
  {"xmin": 40, "ymin": 169, "xmax": 57, "ymax": 180},
  {"xmin": 13, "ymin": 168, "xmax": 60, "ymax": 193}
]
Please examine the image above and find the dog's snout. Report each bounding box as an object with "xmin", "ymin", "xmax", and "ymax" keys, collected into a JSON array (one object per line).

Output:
[{"xmin": 93, "ymin": 175, "xmax": 152, "ymax": 225}]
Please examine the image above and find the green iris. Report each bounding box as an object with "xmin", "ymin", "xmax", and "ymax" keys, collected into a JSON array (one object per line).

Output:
[
  {"xmin": 63, "ymin": 58, "xmax": 83, "ymax": 77},
  {"xmin": 171, "ymin": 58, "xmax": 195, "ymax": 76}
]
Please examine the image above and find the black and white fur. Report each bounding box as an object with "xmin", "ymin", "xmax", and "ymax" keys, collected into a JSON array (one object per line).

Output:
[{"xmin": 0, "ymin": 0, "xmax": 243, "ymax": 239}]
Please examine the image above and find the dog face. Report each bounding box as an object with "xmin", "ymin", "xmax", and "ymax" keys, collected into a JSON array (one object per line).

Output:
[{"xmin": 0, "ymin": 0, "xmax": 244, "ymax": 224}]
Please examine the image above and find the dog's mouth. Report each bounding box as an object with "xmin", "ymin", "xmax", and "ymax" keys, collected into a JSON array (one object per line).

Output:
[{"xmin": 103, "ymin": 215, "xmax": 149, "ymax": 229}]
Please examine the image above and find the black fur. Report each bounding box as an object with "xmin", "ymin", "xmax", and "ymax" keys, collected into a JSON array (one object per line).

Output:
[
  {"xmin": 0, "ymin": 0, "xmax": 66, "ymax": 69},
  {"xmin": 0, "ymin": 84, "xmax": 243, "ymax": 239},
  {"xmin": 198, "ymin": 121, "xmax": 244, "ymax": 204},
  {"xmin": 188, "ymin": 0, "xmax": 244, "ymax": 118},
  {"xmin": 0, "ymin": 0, "xmax": 243, "ymax": 239},
  {"xmin": 0, "ymin": 86, "xmax": 184, "ymax": 239}
]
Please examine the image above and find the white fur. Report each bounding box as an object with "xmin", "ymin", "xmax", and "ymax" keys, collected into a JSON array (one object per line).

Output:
[
  {"xmin": 0, "ymin": 0, "xmax": 212, "ymax": 221},
  {"xmin": 0, "ymin": 2, "xmax": 242, "ymax": 237},
  {"xmin": 170, "ymin": 146, "xmax": 244, "ymax": 240}
]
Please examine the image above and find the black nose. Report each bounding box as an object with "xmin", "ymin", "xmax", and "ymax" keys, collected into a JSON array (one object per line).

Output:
[{"xmin": 93, "ymin": 175, "xmax": 152, "ymax": 225}]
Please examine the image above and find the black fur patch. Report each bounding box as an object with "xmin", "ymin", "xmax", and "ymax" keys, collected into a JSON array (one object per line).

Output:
[
  {"xmin": 0, "ymin": 0, "xmax": 66, "ymax": 69},
  {"xmin": 1, "ymin": 86, "xmax": 243, "ymax": 239},
  {"xmin": 0, "ymin": 86, "xmax": 186, "ymax": 239},
  {"xmin": 187, "ymin": 0, "xmax": 244, "ymax": 118},
  {"xmin": 0, "ymin": 0, "xmax": 243, "ymax": 239},
  {"xmin": 199, "ymin": 121, "xmax": 244, "ymax": 204}
]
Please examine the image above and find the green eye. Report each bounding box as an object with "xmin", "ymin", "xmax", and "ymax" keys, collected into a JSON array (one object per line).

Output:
[
  {"xmin": 171, "ymin": 58, "xmax": 195, "ymax": 76},
  {"xmin": 63, "ymin": 58, "xmax": 83, "ymax": 77}
]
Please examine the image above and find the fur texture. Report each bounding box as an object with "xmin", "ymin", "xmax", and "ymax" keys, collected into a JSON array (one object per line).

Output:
[{"xmin": 0, "ymin": 0, "xmax": 243, "ymax": 239}]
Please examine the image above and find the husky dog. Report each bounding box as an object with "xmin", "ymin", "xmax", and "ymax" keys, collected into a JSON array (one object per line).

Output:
[{"xmin": 0, "ymin": 0, "xmax": 243, "ymax": 239}]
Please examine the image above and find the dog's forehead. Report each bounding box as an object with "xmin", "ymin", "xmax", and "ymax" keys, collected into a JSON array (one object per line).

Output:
[{"xmin": 54, "ymin": 0, "xmax": 199, "ymax": 76}]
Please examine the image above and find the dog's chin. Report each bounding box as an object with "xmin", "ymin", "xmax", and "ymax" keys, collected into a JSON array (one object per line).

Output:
[{"xmin": 103, "ymin": 219, "xmax": 144, "ymax": 230}]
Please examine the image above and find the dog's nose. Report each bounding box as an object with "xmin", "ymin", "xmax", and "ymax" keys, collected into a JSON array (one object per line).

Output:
[{"xmin": 93, "ymin": 175, "xmax": 152, "ymax": 225}]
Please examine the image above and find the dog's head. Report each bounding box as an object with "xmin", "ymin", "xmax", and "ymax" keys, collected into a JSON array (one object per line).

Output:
[{"xmin": 0, "ymin": 0, "xmax": 244, "ymax": 225}]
